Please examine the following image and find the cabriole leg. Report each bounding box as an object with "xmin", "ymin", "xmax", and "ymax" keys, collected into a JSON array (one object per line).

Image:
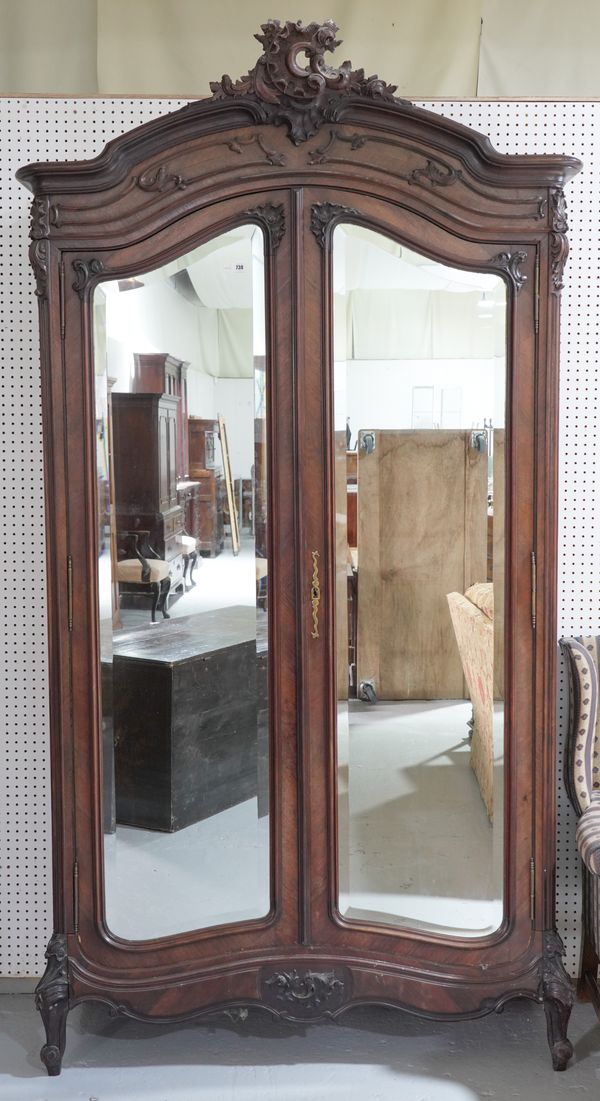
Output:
[
  {"xmin": 541, "ymin": 931, "xmax": 574, "ymax": 1071},
  {"xmin": 35, "ymin": 933, "xmax": 69, "ymax": 1076}
]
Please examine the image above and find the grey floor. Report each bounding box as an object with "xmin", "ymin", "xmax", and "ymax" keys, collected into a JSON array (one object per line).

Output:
[{"xmin": 1, "ymin": 993, "xmax": 599, "ymax": 1099}]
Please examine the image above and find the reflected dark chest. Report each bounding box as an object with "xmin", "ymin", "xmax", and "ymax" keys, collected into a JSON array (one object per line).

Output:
[{"xmin": 110, "ymin": 606, "xmax": 268, "ymax": 832}]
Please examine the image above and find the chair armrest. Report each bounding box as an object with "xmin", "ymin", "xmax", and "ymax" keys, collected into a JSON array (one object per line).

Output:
[{"xmin": 576, "ymin": 794, "xmax": 600, "ymax": 875}]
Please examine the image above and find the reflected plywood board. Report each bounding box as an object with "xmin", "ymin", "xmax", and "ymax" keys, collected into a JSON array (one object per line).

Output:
[
  {"xmin": 357, "ymin": 430, "xmax": 487, "ymax": 700},
  {"xmin": 493, "ymin": 429, "xmax": 505, "ymax": 700},
  {"xmin": 335, "ymin": 432, "xmax": 349, "ymax": 699}
]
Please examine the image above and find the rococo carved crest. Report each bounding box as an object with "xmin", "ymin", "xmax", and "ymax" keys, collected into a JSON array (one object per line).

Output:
[{"xmin": 210, "ymin": 19, "xmax": 407, "ymax": 145}]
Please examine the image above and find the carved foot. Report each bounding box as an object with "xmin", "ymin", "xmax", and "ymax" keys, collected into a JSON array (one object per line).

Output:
[
  {"xmin": 540, "ymin": 931, "xmax": 574, "ymax": 1072},
  {"xmin": 35, "ymin": 933, "xmax": 69, "ymax": 1076}
]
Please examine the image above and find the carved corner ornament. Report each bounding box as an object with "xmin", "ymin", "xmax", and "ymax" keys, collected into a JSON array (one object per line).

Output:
[
  {"xmin": 539, "ymin": 930, "xmax": 574, "ymax": 1072},
  {"xmin": 30, "ymin": 239, "xmax": 49, "ymax": 300},
  {"xmin": 489, "ymin": 249, "xmax": 528, "ymax": 293},
  {"xmin": 210, "ymin": 19, "xmax": 407, "ymax": 145},
  {"xmin": 35, "ymin": 933, "xmax": 69, "ymax": 1076},
  {"xmin": 243, "ymin": 201, "xmax": 286, "ymax": 252},
  {"xmin": 72, "ymin": 258, "xmax": 105, "ymax": 300},
  {"xmin": 310, "ymin": 201, "xmax": 359, "ymax": 249},
  {"xmin": 30, "ymin": 195, "xmax": 60, "ymax": 239},
  {"xmin": 550, "ymin": 188, "xmax": 569, "ymax": 294},
  {"xmin": 263, "ymin": 967, "xmax": 346, "ymax": 1018}
]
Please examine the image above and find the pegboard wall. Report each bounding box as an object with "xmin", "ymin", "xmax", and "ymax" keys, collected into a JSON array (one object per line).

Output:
[{"xmin": 0, "ymin": 98, "xmax": 595, "ymax": 979}]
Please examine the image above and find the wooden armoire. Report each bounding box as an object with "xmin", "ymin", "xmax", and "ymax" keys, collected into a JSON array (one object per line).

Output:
[{"xmin": 18, "ymin": 19, "xmax": 582, "ymax": 1077}]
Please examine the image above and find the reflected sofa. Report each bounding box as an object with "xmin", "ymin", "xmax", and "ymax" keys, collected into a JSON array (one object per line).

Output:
[{"xmin": 447, "ymin": 583, "xmax": 495, "ymax": 819}]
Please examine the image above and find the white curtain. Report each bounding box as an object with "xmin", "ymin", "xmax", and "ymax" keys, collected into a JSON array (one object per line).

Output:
[
  {"xmin": 0, "ymin": 0, "xmax": 482, "ymax": 95},
  {"xmin": 2, "ymin": 1, "xmax": 598, "ymax": 101}
]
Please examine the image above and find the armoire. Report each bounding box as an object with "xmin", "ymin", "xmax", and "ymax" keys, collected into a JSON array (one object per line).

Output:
[{"xmin": 17, "ymin": 19, "xmax": 581, "ymax": 1076}]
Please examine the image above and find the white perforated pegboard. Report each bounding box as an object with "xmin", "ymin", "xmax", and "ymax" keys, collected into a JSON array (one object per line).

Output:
[{"xmin": 0, "ymin": 98, "xmax": 594, "ymax": 978}]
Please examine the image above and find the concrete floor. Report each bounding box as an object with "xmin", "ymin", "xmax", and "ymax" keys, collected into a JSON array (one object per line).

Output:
[{"xmin": 1, "ymin": 994, "xmax": 599, "ymax": 1099}]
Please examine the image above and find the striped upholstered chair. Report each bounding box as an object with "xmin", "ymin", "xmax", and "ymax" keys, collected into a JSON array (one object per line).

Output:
[{"xmin": 560, "ymin": 636, "xmax": 600, "ymax": 1013}]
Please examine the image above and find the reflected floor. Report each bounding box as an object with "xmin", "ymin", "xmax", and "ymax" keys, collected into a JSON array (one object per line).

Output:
[
  {"xmin": 104, "ymin": 797, "xmax": 270, "ymax": 940},
  {"xmin": 338, "ymin": 700, "xmax": 504, "ymax": 936}
]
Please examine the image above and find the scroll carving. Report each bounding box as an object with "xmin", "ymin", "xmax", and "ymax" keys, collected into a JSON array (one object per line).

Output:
[
  {"xmin": 30, "ymin": 239, "xmax": 49, "ymax": 299},
  {"xmin": 135, "ymin": 164, "xmax": 189, "ymax": 192},
  {"xmin": 72, "ymin": 258, "xmax": 105, "ymax": 299},
  {"xmin": 408, "ymin": 158, "xmax": 463, "ymax": 188},
  {"xmin": 307, "ymin": 129, "xmax": 369, "ymax": 165},
  {"xmin": 210, "ymin": 19, "xmax": 406, "ymax": 145},
  {"xmin": 489, "ymin": 249, "xmax": 528, "ymax": 293},
  {"xmin": 550, "ymin": 188, "xmax": 569, "ymax": 294},
  {"xmin": 243, "ymin": 201, "xmax": 286, "ymax": 252},
  {"xmin": 30, "ymin": 195, "xmax": 60, "ymax": 239},
  {"xmin": 224, "ymin": 133, "xmax": 286, "ymax": 166},
  {"xmin": 310, "ymin": 201, "xmax": 359, "ymax": 249},
  {"xmin": 264, "ymin": 968, "xmax": 345, "ymax": 1015},
  {"xmin": 35, "ymin": 933, "xmax": 69, "ymax": 1076},
  {"xmin": 539, "ymin": 931, "xmax": 574, "ymax": 1071}
]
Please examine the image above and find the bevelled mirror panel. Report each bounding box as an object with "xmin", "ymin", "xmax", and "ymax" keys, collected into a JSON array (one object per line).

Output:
[
  {"xmin": 93, "ymin": 225, "xmax": 270, "ymax": 940},
  {"xmin": 334, "ymin": 224, "xmax": 506, "ymax": 937}
]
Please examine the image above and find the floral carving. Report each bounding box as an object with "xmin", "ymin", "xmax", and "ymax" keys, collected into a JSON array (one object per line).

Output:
[
  {"xmin": 135, "ymin": 164, "xmax": 188, "ymax": 192},
  {"xmin": 550, "ymin": 188, "xmax": 569, "ymax": 293},
  {"xmin": 72, "ymin": 258, "xmax": 105, "ymax": 299},
  {"xmin": 489, "ymin": 250, "xmax": 528, "ymax": 293},
  {"xmin": 210, "ymin": 19, "xmax": 405, "ymax": 145},
  {"xmin": 265, "ymin": 968, "xmax": 344, "ymax": 1011},
  {"xmin": 244, "ymin": 201, "xmax": 286, "ymax": 252},
  {"xmin": 310, "ymin": 201, "xmax": 359, "ymax": 249}
]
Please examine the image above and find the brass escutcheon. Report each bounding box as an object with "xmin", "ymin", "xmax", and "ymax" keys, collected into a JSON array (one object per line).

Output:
[{"xmin": 310, "ymin": 550, "xmax": 320, "ymax": 639}]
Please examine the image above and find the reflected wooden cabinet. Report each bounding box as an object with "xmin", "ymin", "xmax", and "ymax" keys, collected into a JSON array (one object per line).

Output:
[
  {"xmin": 19, "ymin": 20, "xmax": 582, "ymax": 1078},
  {"xmin": 132, "ymin": 352, "xmax": 189, "ymax": 480},
  {"xmin": 111, "ymin": 392, "xmax": 183, "ymax": 562}
]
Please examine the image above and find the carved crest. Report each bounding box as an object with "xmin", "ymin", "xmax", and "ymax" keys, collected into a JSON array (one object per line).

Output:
[{"xmin": 210, "ymin": 19, "xmax": 406, "ymax": 145}]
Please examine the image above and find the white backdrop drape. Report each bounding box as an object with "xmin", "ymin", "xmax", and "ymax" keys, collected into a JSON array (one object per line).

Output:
[{"xmin": 2, "ymin": 0, "xmax": 596, "ymax": 97}]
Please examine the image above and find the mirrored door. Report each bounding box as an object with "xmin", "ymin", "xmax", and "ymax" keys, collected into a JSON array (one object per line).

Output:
[
  {"xmin": 332, "ymin": 224, "xmax": 507, "ymax": 938},
  {"xmin": 93, "ymin": 225, "xmax": 271, "ymax": 941}
]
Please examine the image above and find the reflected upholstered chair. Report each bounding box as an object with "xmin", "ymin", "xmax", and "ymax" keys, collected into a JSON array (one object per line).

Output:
[
  {"xmin": 175, "ymin": 532, "xmax": 198, "ymax": 588},
  {"xmin": 560, "ymin": 636, "xmax": 600, "ymax": 1015},
  {"xmin": 116, "ymin": 531, "xmax": 171, "ymax": 623}
]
